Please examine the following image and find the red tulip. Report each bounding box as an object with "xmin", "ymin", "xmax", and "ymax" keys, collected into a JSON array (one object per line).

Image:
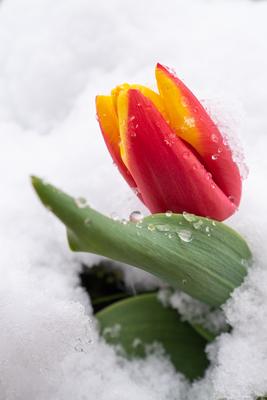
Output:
[{"xmin": 96, "ymin": 63, "xmax": 241, "ymax": 221}]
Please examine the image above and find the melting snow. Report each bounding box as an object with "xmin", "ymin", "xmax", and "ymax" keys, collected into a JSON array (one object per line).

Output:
[{"xmin": 1, "ymin": 0, "xmax": 267, "ymax": 399}]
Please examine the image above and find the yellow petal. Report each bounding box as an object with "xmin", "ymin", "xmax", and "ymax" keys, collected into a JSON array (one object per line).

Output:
[
  {"xmin": 117, "ymin": 89, "xmax": 129, "ymax": 166},
  {"xmin": 155, "ymin": 65, "xmax": 200, "ymax": 150},
  {"xmin": 96, "ymin": 95, "xmax": 120, "ymax": 150}
]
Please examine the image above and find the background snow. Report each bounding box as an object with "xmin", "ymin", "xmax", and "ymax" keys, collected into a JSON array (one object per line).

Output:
[{"xmin": 0, "ymin": 0, "xmax": 267, "ymax": 399}]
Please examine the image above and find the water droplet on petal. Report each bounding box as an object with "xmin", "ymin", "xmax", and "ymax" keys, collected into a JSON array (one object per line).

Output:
[
  {"xmin": 184, "ymin": 116, "xmax": 195, "ymax": 127},
  {"xmin": 211, "ymin": 154, "xmax": 219, "ymax": 160},
  {"xmin": 211, "ymin": 133, "xmax": 219, "ymax": 143},
  {"xmin": 129, "ymin": 211, "xmax": 143, "ymax": 223},
  {"xmin": 206, "ymin": 172, "xmax": 212, "ymax": 180},
  {"xmin": 132, "ymin": 187, "xmax": 140, "ymax": 196},
  {"xmin": 183, "ymin": 151, "xmax": 190, "ymax": 159},
  {"xmin": 177, "ymin": 229, "xmax": 192, "ymax": 242},
  {"xmin": 228, "ymin": 195, "xmax": 235, "ymax": 203},
  {"xmin": 164, "ymin": 139, "xmax": 171, "ymax": 146}
]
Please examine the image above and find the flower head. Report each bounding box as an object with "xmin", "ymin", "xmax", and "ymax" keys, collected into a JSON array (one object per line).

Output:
[{"xmin": 96, "ymin": 63, "xmax": 241, "ymax": 221}]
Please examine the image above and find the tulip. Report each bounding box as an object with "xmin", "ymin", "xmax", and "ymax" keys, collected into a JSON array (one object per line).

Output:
[{"xmin": 96, "ymin": 63, "xmax": 241, "ymax": 221}]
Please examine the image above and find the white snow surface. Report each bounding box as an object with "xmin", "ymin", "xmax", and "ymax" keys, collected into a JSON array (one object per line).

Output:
[{"xmin": 1, "ymin": 0, "xmax": 267, "ymax": 399}]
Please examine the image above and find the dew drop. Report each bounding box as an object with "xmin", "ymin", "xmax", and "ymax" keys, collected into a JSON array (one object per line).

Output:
[
  {"xmin": 156, "ymin": 224, "xmax": 170, "ymax": 232},
  {"xmin": 110, "ymin": 212, "xmax": 119, "ymax": 221},
  {"xmin": 182, "ymin": 211, "xmax": 196, "ymax": 222},
  {"xmin": 241, "ymin": 258, "xmax": 249, "ymax": 268},
  {"xmin": 132, "ymin": 187, "xmax": 140, "ymax": 196},
  {"xmin": 177, "ymin": 229, "xmax": 192, "ymax": 243},
  {"xmin": 211, "ymin": 154, "xmax": 219, "ymax": 160},
  {"xmin": 147, "ymin": 224, "xmax": 156, "ymax": 231},
  {"xmin": 182, "ymin": 279, "xmax": 187, "ymax": 285},
  {"xmin": 206, "ymin": 172, "xmax": 212, "ymax": 180},
  {"xmin": 228, "ymin": 195, "xmax": 235, "ymax": 203},
  {"xmin": 84, "ymin": 217, "xmax": 91, "ymax": 225},
  {"xmin": 193, "ymin": 220, "xmax": 203, "ymax": 230},
  {"xmin": 184, "ymin": 116, "xmax": 195, "ymax": 127},
  {"xmin": 183, "ymin": 151, "xmax": 190, "ymax": 159},
  {"xmin": 121, "ymin": 219, "xmax": 128, "ymax": 225},
  {"xmin": 211, "ymin": 133, "xmax": 219, "ymax": 143},
  {"xmin": 165, "ymin": 210, "xmax": 173, "ymax": 217},
  {"xmin": 75, "ymin": 197, "xmax": 88, "ymax": 208},
  {"xmin": 129, "ymin": 211, "xmax": 143, "ymax": 223},
  {"xmin": 164, "ymin": 139, "xmax": 171, "ymax": 146}
]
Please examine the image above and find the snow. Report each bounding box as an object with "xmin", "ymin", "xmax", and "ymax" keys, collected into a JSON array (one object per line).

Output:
[{"xmin": 1, "ymin": 0, "xmax": 267, "ymax": 399}]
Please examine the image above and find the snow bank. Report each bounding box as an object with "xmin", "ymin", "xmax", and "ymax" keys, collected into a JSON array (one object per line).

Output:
[{"xmin": 1, "ymin": 0, "xmax": 267, "ymax": 399}]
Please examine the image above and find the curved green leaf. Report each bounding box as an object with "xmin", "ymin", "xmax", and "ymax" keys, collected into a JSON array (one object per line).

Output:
[
  {"xmin": 31, "ymin": 176, "xmax": 251, "ymax": 307},
  {"xmin": 96, "ymin": 293, "xmax": 208, "ymax": 381}
]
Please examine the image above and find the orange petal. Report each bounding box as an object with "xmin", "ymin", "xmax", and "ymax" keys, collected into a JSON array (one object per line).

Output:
[{"xmin": 96, "ymin": 95, "xmax": 136, "ymax": 188}]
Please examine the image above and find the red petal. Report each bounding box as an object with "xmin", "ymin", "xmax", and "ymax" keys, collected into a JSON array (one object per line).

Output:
[
  {"xmin": 156, "ymin": 63, "xmax": 242, "ymax": 207},
  {"xmin": 124, "ymin": 89, "xmax": 236, "ymax": 221}
]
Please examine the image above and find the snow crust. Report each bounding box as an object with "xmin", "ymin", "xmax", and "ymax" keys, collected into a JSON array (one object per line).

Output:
[{"xmin": 1, "ymin": 0, "xmax": 267, "ymax": 399}]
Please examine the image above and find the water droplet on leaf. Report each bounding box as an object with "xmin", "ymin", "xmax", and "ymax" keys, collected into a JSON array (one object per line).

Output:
[
  {"xmin": 129, "ymin": 211, "xmax": 143, "ymax": 223},
  {"xmin": 182, "ymin": 212, "xmax": 196, "ymax": 222},
  {"xmin": 156, "ymin": 224, "xmax": 170, "ymax": 232},
  {"xmin": 75, "ymin": 197, "xmax": 88, "ymax": 208},
  {"xmin": 177, "ymin": 229, "xmax": 192, "ymax": 242},
  {"xmin": 193, "ymin": 220, "xmax": 203, "ymax": 230}
]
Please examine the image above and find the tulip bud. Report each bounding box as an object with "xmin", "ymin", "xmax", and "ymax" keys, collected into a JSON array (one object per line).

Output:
[{"xmin": 96, "ymin": 64, "xmax": 242, "ymax": 221}]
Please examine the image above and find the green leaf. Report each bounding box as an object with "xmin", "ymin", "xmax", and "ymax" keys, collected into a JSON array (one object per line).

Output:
[
  {"xmin": 96, "ymin": 293, "xmax": 208, "ymax": 381},
  {"xmin": 31, "ymin": 176, "xmax": 252, "ymax": 307},
  {"xmin": 189, "ymin": 322, "xmax": 217, "ymax": 342}
]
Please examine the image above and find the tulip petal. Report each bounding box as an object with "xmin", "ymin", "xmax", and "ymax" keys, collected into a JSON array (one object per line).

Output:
[
  {"xmin": 155, "ymin": 63, "xmax": 242, "ymax": 207},
  {"xmin": 95, "ymin": 95, "xmax": 136, "ymax": 188},
  {"xmin": 112, "ymin": 83, "xmax": 166, "ymax": 118},
  {"xmin": 123, "ymin": 89, "xmax": 236, "ymax": 221}
]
